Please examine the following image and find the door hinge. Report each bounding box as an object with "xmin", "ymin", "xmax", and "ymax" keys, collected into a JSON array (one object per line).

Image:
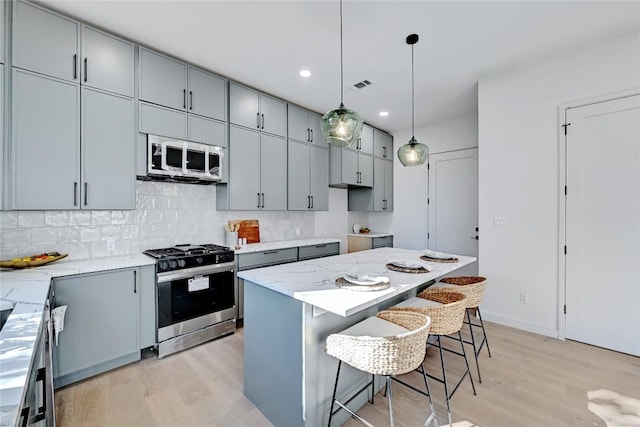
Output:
[
  {"xmin": 427, "ymin": 198, "xmax": 430, "ymax": 205},
  {"xmin": 427, "ymin": 233, "xmax": 430, "ymax": 239},
  {"xmin": 562, "ymin": 123, "xmax": 571, "ymax": 135},
  {"xmin": 564, "ymin": 245, "xmax": 567, "ymax": 255},
  {"xmin": 564, "ymin": 304, "xmax": 566, "ymax": 314}
]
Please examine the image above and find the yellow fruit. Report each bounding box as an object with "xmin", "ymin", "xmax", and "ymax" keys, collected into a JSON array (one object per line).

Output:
[{"xmin": 12, "ymin": 258, "xmax": 21, "ymax": 262}]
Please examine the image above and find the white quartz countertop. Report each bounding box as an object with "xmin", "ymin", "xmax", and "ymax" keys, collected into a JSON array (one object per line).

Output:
[
  {"xmin": 0, "ymin": 253, "xmax": 155, "ymax": 426},
  {"xmin": 346, "ymin": 232, "xmax": 393, "ymax": 238},
  {"xmin": 237, "ymin": 247, "xmax": 475, "ymax": 317},
  {"xmin": 232, "ymin": 238, "xmax": 341, "ymax": 255}
]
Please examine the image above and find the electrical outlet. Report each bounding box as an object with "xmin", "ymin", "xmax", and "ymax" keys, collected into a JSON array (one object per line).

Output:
[
  {"xmin": 519, "ymin": 292, "xmax": 529, "ymax": 304},
  {"xmin": 107, "ymin": 239, "xmax": 115, "ymax": 251},
  {"xmin": 494, "ymin": 216, "xmax": 507, "ymax": 228},
  {"xmin": 295, "ymin": 227, "xmax": 301, "ymax": 236}
]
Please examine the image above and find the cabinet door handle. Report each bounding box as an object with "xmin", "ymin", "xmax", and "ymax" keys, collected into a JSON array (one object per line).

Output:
[
  {"xmin": 183, "ymin": 89, "xmax": 186, "ymax": 109},
  {"xmin": 73, "ymin": 182, "xmax": 78, "ymax": 206},
  {"xmin": 310, "ymin": 195, "xmax": 314, "ymax": 208},
  {"xmin": 257, "ymin": 193, "xmax": 261, "ymax": 208},
  {"xmin": 307, "ymin": 129, "xmax": 310, "ymax": 142},
  {"xmin": 73, "ymin": 54, "xmax": 77, "ymax": 79},
  {"xmin": 134, "ymin": 270, "xmax": 137, "ymax": 293},
  {"xmin": 383, "ymin": 147, "xmax": 387, "ymax": 158},
  {"xmin": 261, "ymin": 193, "xmax": 265, "ymax": 208},
  {"xmin": 307, "ymin": 195, "xmax": 311, "ymax": 209},
  {"xmin": 34, "ymin": 367, "xmax": 46, "ymax": 422},
  {"xmin": 263, "ymin": 250, "xmax": 278, "ymax": 255},
  {"xmin": 315, "ymin": 244, "xmax": 327, "ymax": 248},
  {"xmin": 84, "ymin": 182, "xmax": 88, "ymax": 206},
  {"xmin": 310, "ymin": 129, "xmax": 313, "ymax": 143},
  {"xmin": 20, "ymin": 407, "xmax": 29, "ymax": 427},
  {"xmin": 261, "ymin": 114, "xmax": 265, "ymax": 130},
  {"xmin": 84, "ymin": 58, "xmax": 88, "ymax": 82},
  {"xmin": 256, "ymin": 113, "xmax": 260, "ymax": 128},
  {"xmin": 189, "ymin": 91, "xmax": 193, "ymax": 110}
]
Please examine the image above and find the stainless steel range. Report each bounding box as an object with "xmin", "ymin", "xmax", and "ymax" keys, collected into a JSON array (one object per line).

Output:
[{"xmin": 144, "ymin": 243, "xmax": 235, "ymax": 358}]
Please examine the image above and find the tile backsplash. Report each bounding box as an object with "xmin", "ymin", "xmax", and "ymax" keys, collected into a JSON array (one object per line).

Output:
[{"xmin": 0, "ymin": 182, "xmax": 365, "ymax": 260}]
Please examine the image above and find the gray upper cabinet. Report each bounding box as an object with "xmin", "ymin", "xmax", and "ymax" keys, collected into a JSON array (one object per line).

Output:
[
  {"xmin": 12, "ymin": 1, "xmax": 79, "ymax": 82},
  {"xmin": 229, "ymin": 82, "xmax": 286, "ymax": 137},
  {"xmin": 188, "ymin": 115, "xmax": 226, "ymax": 147},
  {"xmin": 81, "ymin": 26, "xmax": 134, "ymax": 97},
  {"xmin": 348, "ymin": 157, "xmax": 393, "ymax": 212},
  {"xmin": 348, "ymin": 124, "xmax": 373, "ymax": 155},
  {"xmin": 288, "ymin": 141, "xmax": 328, "ymax": 211},
  {"xmin": 81, "ymin": 87, "xmax": 134, "ymax": 209},
  {"xmin": 188, "ymin": 66, "xmax": 226, "ymax": 121},
  {"xmin": 373, "ymin": 129, "xmax": 393, "ymax": 160},
  {"xmin": 219, "ymin": 125, "xmax": 286, "ymax": 210},
  {"xmin": 329, "ymin": 145, "xmax": 373, "ymax": 188},
  {"xmin": 12, "ymin": 69, "xmax": 80, "ymax": 209},
  {"xmin": 139, "ymin": 47, "xmax": 187, "ymax": 111},
  {"xmin": 287, "ymin": 104, "xmax": 326, "ymax": 146},
  {"xmin": 139, "ymin": 102, "xmax": 187, "ymax": 140}
]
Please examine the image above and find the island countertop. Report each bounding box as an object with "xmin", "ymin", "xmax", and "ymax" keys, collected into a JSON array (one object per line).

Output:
[{"xmin": 237, "ymin": 247, "xmax": 475, "ymax": 317}]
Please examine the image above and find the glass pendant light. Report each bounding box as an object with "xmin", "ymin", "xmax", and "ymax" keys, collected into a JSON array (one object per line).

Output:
[
  {"xmin": 321, "ymin": 0, "xmax": 363, "ymax": 148},
  {"xmin": 398, "ymin": 33, "xmax": 429, "ymax": 167}
]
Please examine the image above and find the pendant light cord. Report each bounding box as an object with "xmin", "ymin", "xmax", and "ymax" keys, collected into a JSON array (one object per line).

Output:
[
  {"xmin": 411, "ymin": 41, "xmax": 415, "ymax": 140},
  {"xmin": 340, "ymin": 0, "xmax": 344, "ymax": 107}
]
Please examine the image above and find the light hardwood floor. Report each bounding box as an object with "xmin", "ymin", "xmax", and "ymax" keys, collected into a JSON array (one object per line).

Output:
[{"xmin": 55, "ymin": 322, "xmax": 640, "ymax": 427}]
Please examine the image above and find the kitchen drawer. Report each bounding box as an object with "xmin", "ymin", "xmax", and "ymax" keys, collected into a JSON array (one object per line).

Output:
[
  {"xmin": 298, "ymin": 242, "xmax": 339, "ymax": 261},
  {"xmin": 238, "ymin": 247, "xmax": 298, "ymax": 270},
  {"xmin": 372, "ymin": 236, "xmax": 393, "ymax": 249}
]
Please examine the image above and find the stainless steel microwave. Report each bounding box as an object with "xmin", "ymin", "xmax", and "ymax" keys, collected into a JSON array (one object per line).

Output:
[{"xmin": 147, "ymin": 134, "xmax": 224, "ymax": 183}]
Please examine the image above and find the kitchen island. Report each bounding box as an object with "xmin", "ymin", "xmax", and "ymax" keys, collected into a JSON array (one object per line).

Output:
[{"xmin": 238, "ymin": 247, "xmax": 475, "ymax": 427}]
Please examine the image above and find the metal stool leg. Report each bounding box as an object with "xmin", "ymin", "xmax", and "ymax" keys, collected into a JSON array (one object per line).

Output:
[
  {"xmin": 419, "ymin": 362, "xmax": 439, "ymax": 427},
  {"xmin": 386, "ymin": 376, "xmax": 395, "ymax": 427},
  {"xmin": 466, "ymin": 308, "xmax": 482, "ymax": 383},
  {"xmin": 476, "ymin": 308, "xmax": 492, "ymax": 357},
  {"xmin": 370, "ymin": 373, "xmax": 375, "ymax": 404},
  {"xmin": 458, "ymin": 331, "xmax": 476, "ymax": 396},
  {"xmin": 328, "ymin": 360, "xmax": 342, "ymax": 427},
  {"xmin": 437, "ymin": 336, "xmax": 453, "ymax": 426}
]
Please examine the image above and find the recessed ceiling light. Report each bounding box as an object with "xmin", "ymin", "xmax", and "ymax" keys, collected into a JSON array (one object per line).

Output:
[
  {"xmin": 379, "ymin": 111, "xmax": 389, "ymax": 117},
  {"xmin": 299, "ymin": 70, "xmax": 311, "ymax": 78}
]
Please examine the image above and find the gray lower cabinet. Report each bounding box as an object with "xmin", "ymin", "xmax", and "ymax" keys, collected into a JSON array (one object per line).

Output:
[
  {"xmin": 139, "ymin": 101, "xmax": 226, "ymax": 146},
  {"xmin": 11, "ymin": 69, "xmax": 80, "ymax": 210},
  {"xmin": 229, "ymin": 82, "xmax": 286, "ymax": 137},
  {"xmin": 12, "ymin": 0, "xmax": 79, "ymax": 82},
  {"xmin": 329, "ymin": 145, "xmax": 373, "ymax": 188},
  {"xmin": 52, "ymin": 266, "xmax": 154, "ymax": 388},
  {"xmin": 218, "ymin": 125, "xmax": 286, "ymax": 210},
  {"xmin": 81, "ymin": 25, "xmax": 134, "ymax": 97},
  {"xmin": 288, "ymin": 140, "xmax": 328, "ymax": 211},
  {"xmin": 82, "ymin": 87, "xmax": 134, "ymax": 209}
]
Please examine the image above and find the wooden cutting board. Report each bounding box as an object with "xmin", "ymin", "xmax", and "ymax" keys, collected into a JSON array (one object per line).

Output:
[{"xmin": 228, "ymin": 220, "xmax": 260, "ymax": 243}]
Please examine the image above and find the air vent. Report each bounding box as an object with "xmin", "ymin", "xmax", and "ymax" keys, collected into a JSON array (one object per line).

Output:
[{"xmin": 352, "ymin": 80, "xmax": 373, "ymax": 90}]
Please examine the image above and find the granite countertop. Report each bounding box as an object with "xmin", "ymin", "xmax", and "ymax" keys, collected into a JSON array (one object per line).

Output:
[
  {"xmin": 232, "ymin": 238, "xmax": 341, "ymax": 255},
  {"xmin": 237, "ymin": 247, "xmax": 475, "ymax": 317},
  {"xmin": 0, "ymin": 254, "xmax": 155, "ymax": 427},
  {"xmin": 346, "ymin": 232, "xmax": 393, "ymax": 238}
]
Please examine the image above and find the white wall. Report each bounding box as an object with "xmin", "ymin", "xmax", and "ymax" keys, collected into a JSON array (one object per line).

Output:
[
  {"xmin": 369, "ymin": 113, "xmax": 478, "ymax": 249},
  {"xmin": 478, "ymin": 33, "xmax": 640, "ymax": 336},
  {"xmin": 0, "ymin": 182, "xmax": 355, "ymax": 260}
]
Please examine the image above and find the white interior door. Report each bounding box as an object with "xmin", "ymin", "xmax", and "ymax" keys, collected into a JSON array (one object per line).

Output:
[
  {"xmin": 428, "ymin": 148, "xmax": 479, "ymax": 275},
  {"xmin": 565, "ymin": 94, "xmax": 640, "ymax": 356}
]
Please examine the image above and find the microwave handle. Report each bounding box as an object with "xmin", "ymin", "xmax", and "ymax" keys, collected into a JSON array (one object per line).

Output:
[{"xmin": 160, "ymin": 143, "xmax": 170, "ymax": 171}]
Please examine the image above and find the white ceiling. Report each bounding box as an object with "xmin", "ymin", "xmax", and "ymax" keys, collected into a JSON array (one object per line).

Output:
[{"xmin": 41, "ymin": 0, "xmax": 640, "ymax": 133}]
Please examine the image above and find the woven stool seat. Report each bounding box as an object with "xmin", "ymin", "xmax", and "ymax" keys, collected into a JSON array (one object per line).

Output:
[
  {"xmin": 439, "ymin": 276, "xmax": 487, "ymax": 308},
  {"xmin": 326, "ymin": 310, "xmax": 437, "ymax": 426}
]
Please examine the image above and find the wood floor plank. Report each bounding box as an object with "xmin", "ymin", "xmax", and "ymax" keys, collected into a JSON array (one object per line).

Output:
[{"xmin": 55, "ymin": 321, "xmax": 640, "ymax": 427}]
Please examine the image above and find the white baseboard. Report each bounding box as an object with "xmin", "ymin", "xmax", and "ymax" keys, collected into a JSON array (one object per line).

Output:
[{"xmin": 480, "ymin": 311, "xmax": 559, "ymax": 338}]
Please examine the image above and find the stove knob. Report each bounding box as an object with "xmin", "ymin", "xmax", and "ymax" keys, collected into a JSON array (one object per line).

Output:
[
  {"xmin": 177, "ymin": 259, "xmax": 186, "ymax": 268},
  {"xmin": 169, "ymin": 260, "xmax": 178, "ymax": 269},
  {"xmin": 196, "ymin": 257, "xmax": 203, "ymax": 264},
  {"xmin": 159, "ymin": 261, "xmax": 168, "ymax": 271}
]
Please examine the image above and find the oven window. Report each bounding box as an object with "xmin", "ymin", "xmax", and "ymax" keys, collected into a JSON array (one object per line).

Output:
[
  {"xmin": 165, "ymin": 146, "xmax": 183, "ymax": 168},
  {"xmin": 186, "ymin": 149, "xmax": 206, "ymax": 173},
  {"xmin": 208, "ymin": 153, "xmax": 220, "ymax": 175},
  {"xmin": 157, "ymin": 270, "xmax": 234, "ymax": 328}
]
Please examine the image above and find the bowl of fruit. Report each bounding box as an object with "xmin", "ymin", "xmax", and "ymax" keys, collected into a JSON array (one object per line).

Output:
[
  {"xmin": 0, "ymin": 252, "xmax": 68, "ymax": 269},
  {"xmin": 359, "ymin": 227, "xmax": 371, "ymax": 234}
]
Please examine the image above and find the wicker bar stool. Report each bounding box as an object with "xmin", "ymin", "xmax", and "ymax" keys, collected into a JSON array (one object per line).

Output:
[
  {"xmin": 438, "ymin": 276, "xmax": 491, "ymax": 383},
  {"xmin": 390, "ymin": 291, "xmax": 476, "ymax": 427},
  {"xmin": 326, "ymin": 310, "xmax": 437, "ymax": 427}
]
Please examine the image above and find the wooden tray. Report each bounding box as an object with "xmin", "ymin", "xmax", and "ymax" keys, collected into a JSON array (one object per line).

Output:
[
  {"xmin": 0, "ymin": 253, "xmax": 68, "ymax": 269},
  {"xmin": 335, "ymin": 277, "xmax": 390, "ymax": 291},
  {"xmin": 386, "ymin": 263, "xmax": 430, "ymax": 274},
  {"xmin": 420, "ymin": 255, "xmax": 458, "ymax": 263},
  {"xmin": 228, "ymin": 220, "xmax": 260, "ymax": 243}
]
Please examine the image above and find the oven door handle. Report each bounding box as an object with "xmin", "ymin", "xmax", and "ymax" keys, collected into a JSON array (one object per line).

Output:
[{"xmin": 156, "ymin": 262, "xmax": 236, "ymax": 283}]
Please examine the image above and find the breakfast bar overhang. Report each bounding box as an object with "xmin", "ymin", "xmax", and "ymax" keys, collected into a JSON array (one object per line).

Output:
[{"xmin": 238, "ymin": 247, "xmax": 476, "ymax": 427}]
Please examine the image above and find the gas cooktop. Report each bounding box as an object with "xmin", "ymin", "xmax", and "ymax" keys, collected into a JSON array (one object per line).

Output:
[{"xmin": 144, "ymin": 244, "xmax": 235, "ymax": 273}]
